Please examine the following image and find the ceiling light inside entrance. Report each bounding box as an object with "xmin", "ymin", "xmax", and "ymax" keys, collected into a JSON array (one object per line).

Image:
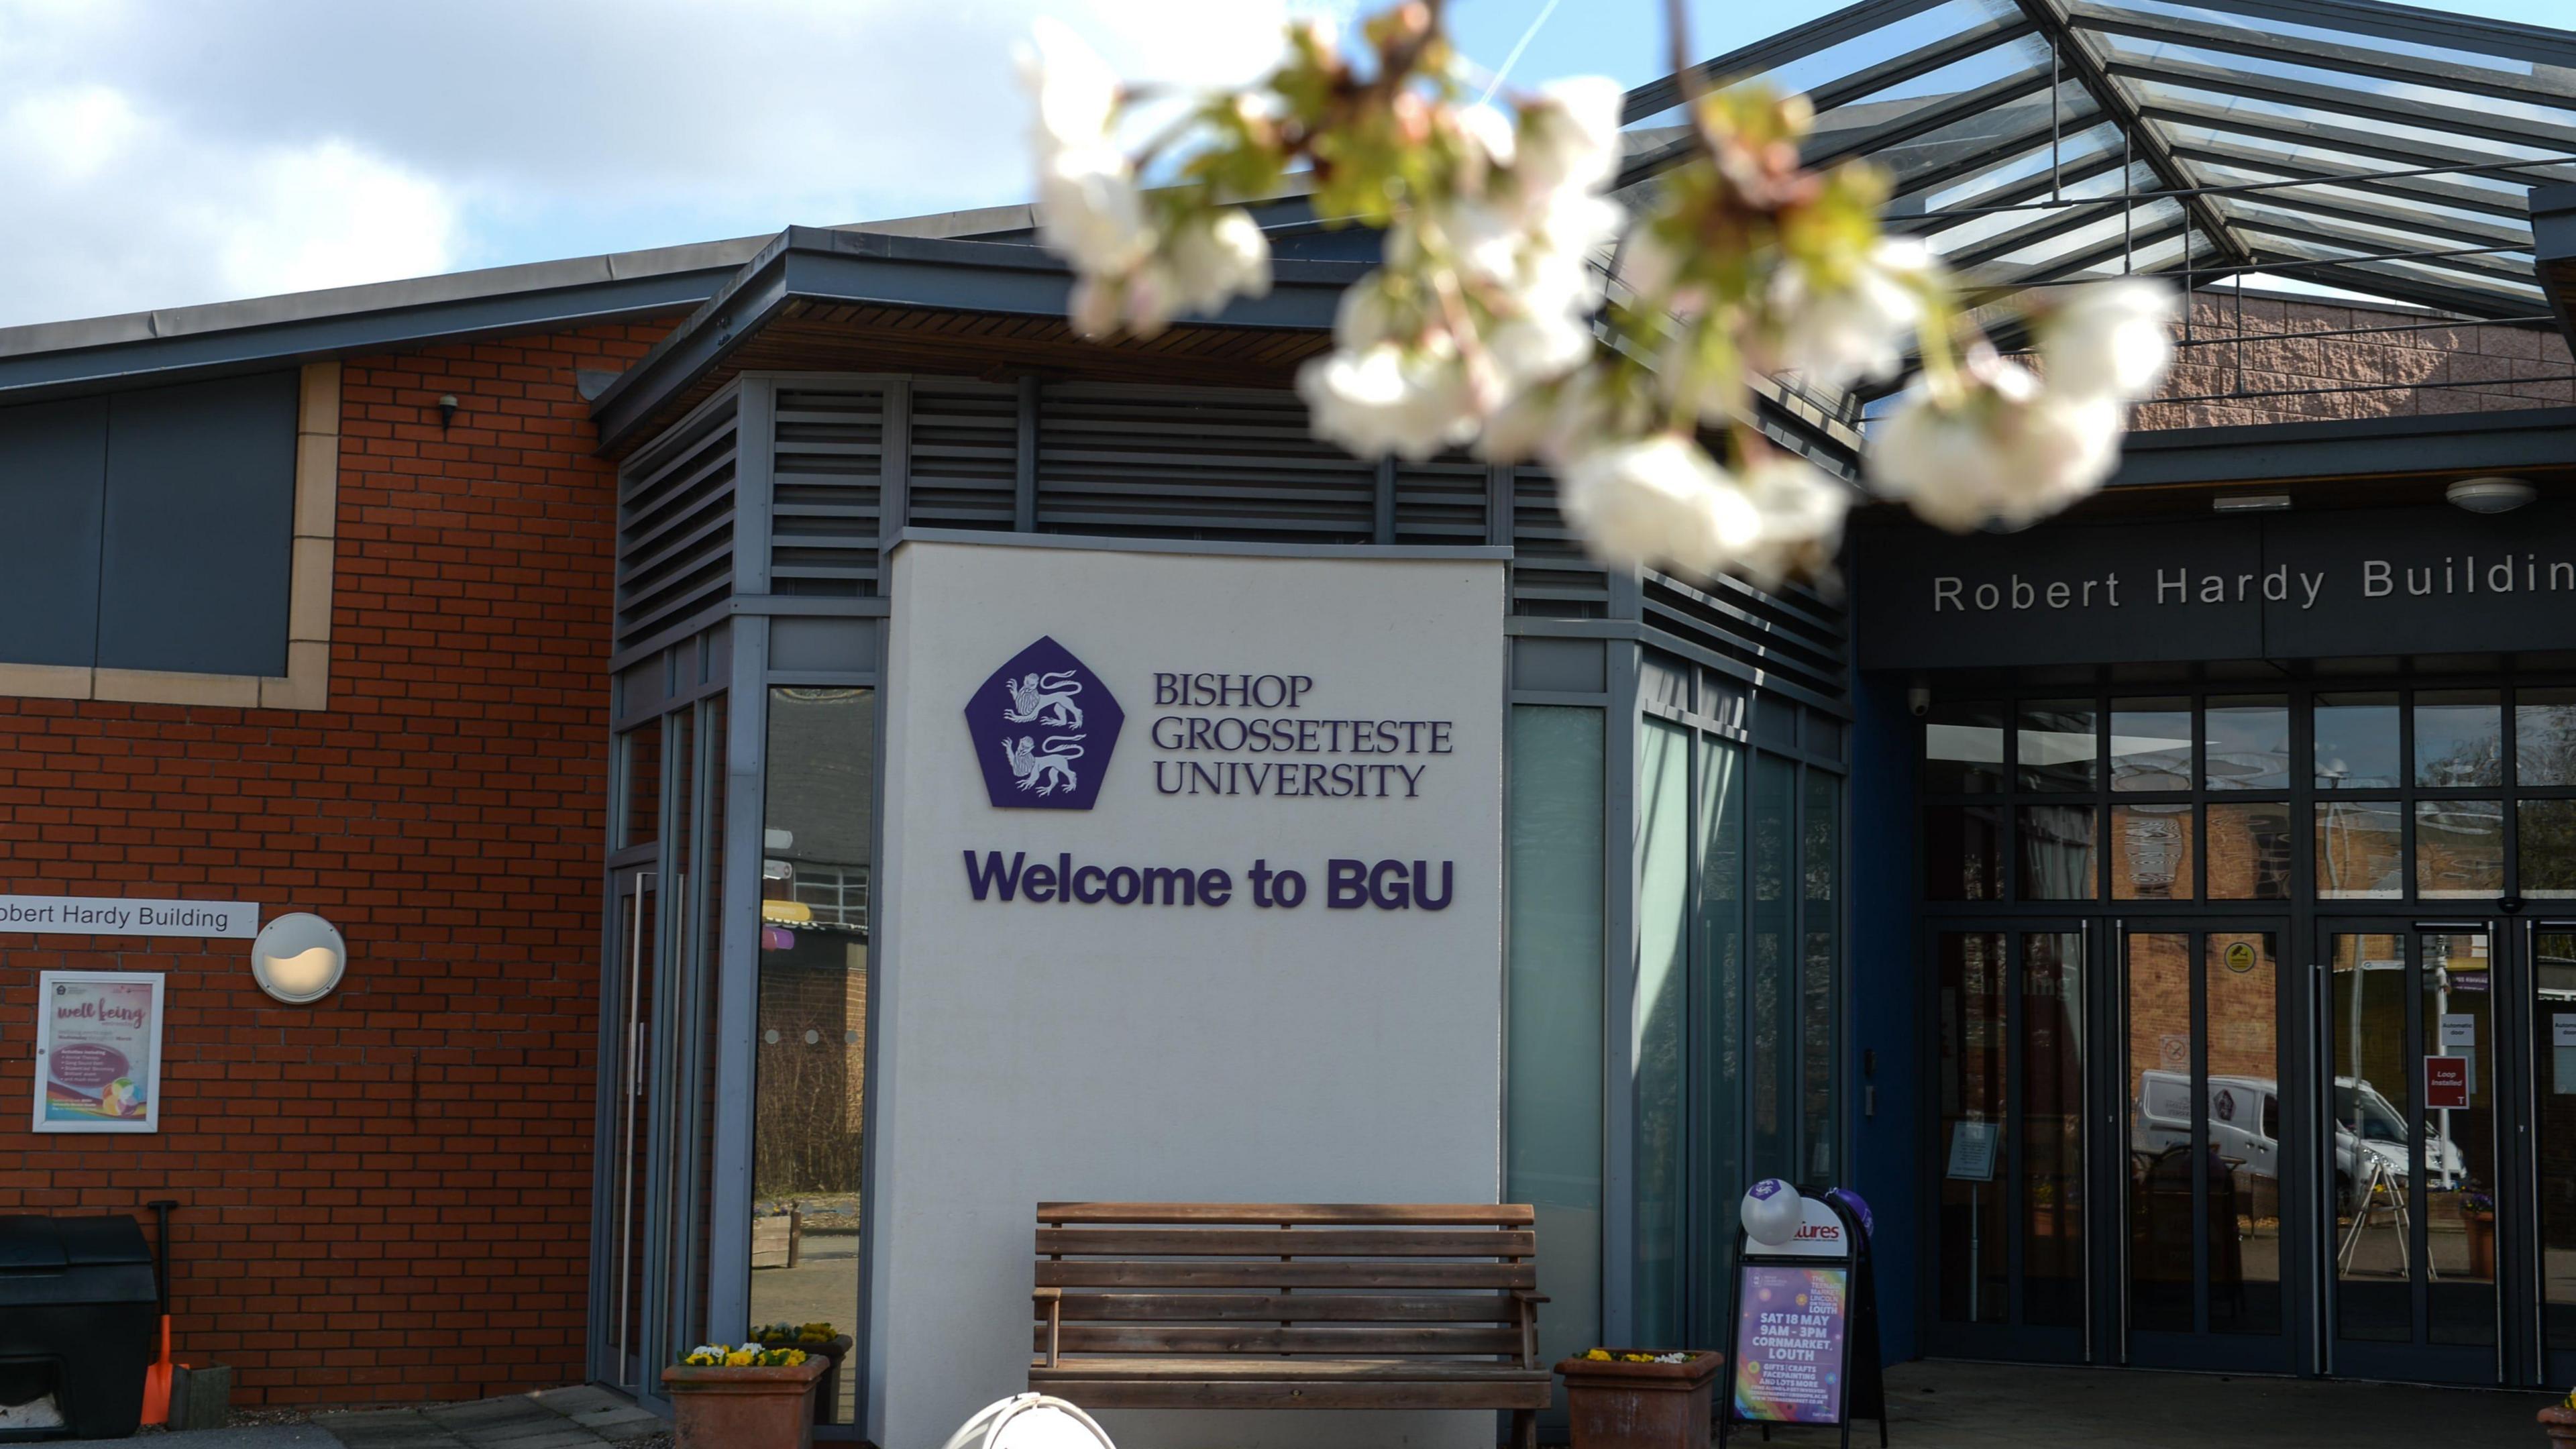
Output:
[{"xmin": 2447, "ymin": 476, "xmax": 2537, "ymax": 514}]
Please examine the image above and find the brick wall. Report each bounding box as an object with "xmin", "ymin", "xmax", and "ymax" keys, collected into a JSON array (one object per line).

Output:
[
  {"xmin": 0, "ymin": 319, "xmax": 669, "ymax": 1408},
  {"xmin": 2134, "ymin": 293, "xmax": 2573, "ymax": 430}
]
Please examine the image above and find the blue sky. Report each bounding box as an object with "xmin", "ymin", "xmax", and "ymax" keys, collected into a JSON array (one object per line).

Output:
[{"xmin": 0, "ymin": 0, "xmax": 2563, "ymax": 329}]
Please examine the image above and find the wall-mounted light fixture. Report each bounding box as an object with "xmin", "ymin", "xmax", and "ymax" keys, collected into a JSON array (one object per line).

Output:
[
  {"xmin": 2212, "ymin": 493, "xmax": 2292, "ymax": 513},
  {"xmin": 436, "ymin": 394, "xmax": 460, "ymax": 431},
  {"xmin": 2447, "ymin": 476, "xmax": 2536, "ymax": 514},
  {"xmin": 251, "ymin": 913, "xmax": 347, "ymax": 1004}
]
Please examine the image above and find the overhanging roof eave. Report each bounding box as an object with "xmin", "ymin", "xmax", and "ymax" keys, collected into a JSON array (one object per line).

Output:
[
  {"xmin": 588, "ymin": 226, "xmax": 1363, "ymax": 453},
  {"xmin": 2106, "ymin": 403, "xmax": 2576, "ymax": 490}
]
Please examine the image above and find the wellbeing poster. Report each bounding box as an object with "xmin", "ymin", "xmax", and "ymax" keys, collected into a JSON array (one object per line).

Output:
[
  {"xmin": 1733, "ymin": 1264, "xmax": 1850, "ymax": 1424},
  {"xmin": 34, "ymin": 971, "xmax": 164, "ymax": 1132}
]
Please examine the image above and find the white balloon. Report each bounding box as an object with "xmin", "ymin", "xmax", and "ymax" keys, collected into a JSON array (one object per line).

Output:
[
  {"xmin": 940, "ymin": 1395, "xmax": 1117, "ymax": 1449},
  {"xmin": 1741, "ymin": 1178, "xmax": 1803, "ymax": 1246}
]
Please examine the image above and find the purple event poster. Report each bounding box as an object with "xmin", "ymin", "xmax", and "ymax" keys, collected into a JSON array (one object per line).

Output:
[{"xmin": 1733, "ymin": 1265, "xmax": 1850, "ymax": 1424}]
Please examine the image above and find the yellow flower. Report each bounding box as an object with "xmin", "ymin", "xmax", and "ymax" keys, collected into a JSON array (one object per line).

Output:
[
  {"xmin": 1583, "ymin": 1349, "xmax": 1612, "ymax": 1361},
  {"xmin": 724, "ymin": 1350, "xmax": 755, "ymax": 1366},
  {"xmin": 782, "ymin": 1350, "xmax": 808, "ymax": 1366}
]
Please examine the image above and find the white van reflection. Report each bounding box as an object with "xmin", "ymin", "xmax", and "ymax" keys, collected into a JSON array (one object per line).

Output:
[{"xmin": 2133, "ymin": 1072, "xmax": 2465, "ymax": 1205}]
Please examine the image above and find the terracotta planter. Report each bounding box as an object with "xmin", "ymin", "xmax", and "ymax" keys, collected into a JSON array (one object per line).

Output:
[
  {"xmin": 2463, "ymin": 1212, "xmax": 2497, "ymax": 1279},
  {"xmin": 753, "ymin": 1334, "xmax": 853, "ymax": 1426},
  {"xmin": 661, "ymin": 1355, "xmax": 828, "ymax": 1449},
  {"xmin": 2540, "ymin": 1403, "xmax": 2576, "ymax": 1446},
  {"xmin": 1555, "ymin": 1350, "xmax": 1724, "ymax": 1449}
]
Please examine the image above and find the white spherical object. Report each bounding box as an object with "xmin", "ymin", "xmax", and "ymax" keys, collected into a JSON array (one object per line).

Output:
[
  {"xmin": 940, "ymin": 1395, "xmax": 1117, "ymax": 1449},
  {"xmin": 250, "ymin": 912, "xmax": 347, "ymax": 1004},
  {"xmin": 1741, "ymin": 1178, "xmax": 1803, "ymax": 1246}
]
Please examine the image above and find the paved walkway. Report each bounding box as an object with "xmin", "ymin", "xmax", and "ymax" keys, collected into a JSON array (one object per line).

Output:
[
  {"xmin": 1762, "ymin": 1359, "xmax": 2561, "ymax": 1448},
  {"xmin": 45, "ymin": 1360, "xmax": 2566, "ymax": 1448}
]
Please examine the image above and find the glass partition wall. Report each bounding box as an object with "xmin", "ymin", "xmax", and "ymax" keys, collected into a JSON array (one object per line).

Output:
[{"xmin": 1918, "ymin": 681, "xmax": 2574, "ymax": 1387}]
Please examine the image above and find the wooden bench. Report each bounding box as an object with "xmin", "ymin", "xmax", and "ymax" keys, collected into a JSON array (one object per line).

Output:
[{"xmin": 1028, "ymin": 1202, "xmax": 1548, "ymax": 1448}]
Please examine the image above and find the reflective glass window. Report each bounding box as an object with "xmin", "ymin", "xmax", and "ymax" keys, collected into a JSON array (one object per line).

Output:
[
  {"xmin": 2416, "ymin": 690, "xmax": 2503, "ymax": 788},
  {"xmin": 2019, "ymin": 805, "xmax": 2098, "ymax": 901},
  {"xmin": 1925, "ymin": 805, "xmax": 2004, "ymax": 902},
  {"xmin": 2518, "ymin": 688, "xmax": 2576, "ymax": 786},
  {"xmin": 2521, "ymin": 800, "xmax": 2576, "ymax": 898},
  {"xmin": 2111, "ymin": 698, "xmax": 2193, "ymax": 792},
  {"xmin": 2018, "ymin": 700, "xmax": 2098, "ymax": 791},
  {"xmin": 2111, "ymin": 802, "xmax": 2193, "ymax": 900},
  {"xmin": 1925, "ymin": 701, "xmax": 2004, "ymax": 792},
  {"xmin": 2416, "ymin": 799, "xmax": 2504, "ymax": 898},
  {"xmin": 2315, "ymin": 693, "xmax": 2400, "ymax": 790},
  {"xmin": 2204, "ymin": 696, "xmax": 2288, "ymax": 791},
  {"xmin": 2316, "ymin": 800, "xmax": 2404, "ymax": 900},
  {"xmin": 2207, "ymin": 802, "xmax": 2293, "ymax": 901}
]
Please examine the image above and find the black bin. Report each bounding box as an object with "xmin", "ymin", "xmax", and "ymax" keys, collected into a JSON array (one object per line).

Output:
[{"xmin": 0, "ymin": 1216, "xmax": 156, "ymax": 1441}]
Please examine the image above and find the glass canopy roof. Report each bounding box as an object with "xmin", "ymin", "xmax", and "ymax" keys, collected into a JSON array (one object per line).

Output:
[{"xmin": 1617, "ymin": 0, "xmax": 2576, "ymax": 327}]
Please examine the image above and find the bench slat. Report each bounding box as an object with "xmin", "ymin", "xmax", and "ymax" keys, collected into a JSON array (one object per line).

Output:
[
  {"xmin": 1038, "ymin": 1260, "xmax": 1535, "ymax": 1291},
  {"xmin": 1051, "ymin": 1293, "xmax": 1517, "ymax": 1324},
  {"xmin": 1036, "ymin": 1202, "xmax": 1535, "ymax": 1227},
  {"xmin": 1028, "ymin": 1377, "xmax": 1552, "ymax": 1411},
  {"xmin": 1036, "ymin": 1228, "xmax": 1534, "ymax": 1258},
  {"xmin": 1042, "ymin": 1326, "xmax": 1523, "ymax": 1356}
]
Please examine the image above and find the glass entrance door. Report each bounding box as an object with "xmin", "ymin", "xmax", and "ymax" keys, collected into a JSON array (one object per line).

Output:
[
  {"xmin": 602, "ymin": 866, "xmax": 657, "ymax": 1395},
  {"xmin": 1926, "ymin": 923, "xmax": 2089, "ymax": 1362},
  {"xmin": 2538, "ymin": 927, "xmax": 2576, "ymax": 1387},
  {"xmin": 2322, "ymin": 923, "xmax": 2506, "ymax": 1382},
  {"xmin": 2116, "ymin": 923, "xmax": 2293, "ymax": 1371}
]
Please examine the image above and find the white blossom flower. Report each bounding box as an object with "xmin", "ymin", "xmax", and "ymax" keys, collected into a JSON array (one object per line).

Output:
[
  {"xmin": 1297, "ymin": 339, "xmax": 1481, "ymax": 460},
  {"xmin": 1868, "ymin": 360, "xmax": 2124, "ymax": 531},
  {"xmin": 2043, "ymin": 278, "xmax": 2178, "ymax": 401},
  {"xmin": 1514, "ymin": 77, "xmax": 1625, "ymax": 203},
  {"xmin": 1166, "ymin": 209, "xmax": 1273, "ymax": 315},
  {"xmin": 1456, "ymin": 103, "xmax": 1517, "ymax": 170},
  {"xmin": 1021, "ymin": 18, "xmax": 1120, "ymax": 154},
  {"xmin": 1036, "ymin": 144, "xmax": 1155, "ymax": 277},
  {"xmin": 1556, "ymin": 433, "xmax": 1759, "ymax": 574},
  {"xmin": 1771, "ymin": 237, "xmax": 1933, "ymax": 393},
  {"xmin": 1731, "ymin": 453, "xmax": 1852, "ymax": 588}
]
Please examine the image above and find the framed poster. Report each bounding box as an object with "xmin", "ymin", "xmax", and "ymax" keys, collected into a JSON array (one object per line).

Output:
[
  {"xmin": 32, "ymin": 971, "xmax": 165, "ymax": 1132},
  {"xmin": 1732, "ymin": 1263, "xmax": 1851, "ymax": 1425}
]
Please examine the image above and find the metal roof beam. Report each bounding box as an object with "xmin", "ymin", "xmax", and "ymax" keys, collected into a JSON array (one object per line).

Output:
[
  {"xmin": 1805, "ymin": 68, "xmax": 2061, "ymax": 167},
  {"xmin": 2139, "ymin": 94, "xmax": 2576, "ymax": 187},
  {"xmin": 2010, "ymin": 0, "xmax": 2254, "ymax": 269},
  {"xmin": 1885, "ymin": 108, "xmax": 2101, "ymax": 201},
  {"xmin": 1621, "ymin": 0, "xmax": 1958, "ymax": 123},
  {"xmin": 2259, "ymin": 256, "xmax": 2545, "ymax": 320},
  {"xmin": 1803, "ymin": 14, "xmax": 2043, "ymax": 115},
  {"xmin": 2063, "ymin": 0, "xmax": 2575, "ymax": 110},
  {"xmin": 2103, "ymin": 53, "xmax": 2576, "ymax": 156},
  {"xmin": 2221, "ymin": 215, "xmax": 2541, "ymax": 290},
  {"xmin": 2063, "ymin": 0, "xmax": 2576, "ymax": 72},
  {"xmin": 1939, "ymin": 186, "xmax": 2152, "ymax": 268},
  {"xmin": 2163, "ymin": 138, "xmax": 2543, "ymax": 222},
  {"xmin": 1890, "ymin": 148, "xmax": 2133, "ymax": 233},
  {"xmin": 2001, "ymin": 215, "xmax": 2194, "ymax": 284},
  {"xmin": 2210, "ymin": 188, "xmax": 2533, "ymax": 253}
]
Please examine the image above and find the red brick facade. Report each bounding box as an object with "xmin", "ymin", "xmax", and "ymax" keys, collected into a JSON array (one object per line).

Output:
[
  {"xmin": 2136, "ymin": 294, "xmax": 2573, "ymax": 431},
  {"xmin": 0, "ymin": 320, "xmax": 669, "ymax": 1407}
]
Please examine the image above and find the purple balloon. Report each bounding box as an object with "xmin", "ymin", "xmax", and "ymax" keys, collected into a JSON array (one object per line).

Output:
[{"xmin": 1824, "ymin": 1186, "xmax": 1874, "ymax": 1240}]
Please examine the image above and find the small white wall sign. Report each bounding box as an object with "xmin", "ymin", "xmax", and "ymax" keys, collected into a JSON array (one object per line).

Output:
[{"xmin": 0, "ymin": 895, "xmax": 256, "ymax": 939}]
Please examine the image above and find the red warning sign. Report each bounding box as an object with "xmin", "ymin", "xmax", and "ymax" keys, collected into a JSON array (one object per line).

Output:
[{"xmin": 2425, "ymin": 1055, "xmax": 2471, "ymax": 1110}]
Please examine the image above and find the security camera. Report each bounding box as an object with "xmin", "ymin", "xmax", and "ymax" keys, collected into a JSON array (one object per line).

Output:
[{"xmin": 1907, "ymin": 685, "xmax": 1931, "ymax": 717}]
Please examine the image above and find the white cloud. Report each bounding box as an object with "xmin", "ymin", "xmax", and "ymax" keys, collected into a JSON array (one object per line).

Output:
[{"xmin": 0, "ymin": 0, "xmax": 1350, "ymax": 329}]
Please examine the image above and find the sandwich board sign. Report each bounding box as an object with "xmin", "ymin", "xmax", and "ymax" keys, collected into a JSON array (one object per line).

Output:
[{"xmin": 1719, "ymin": 1188, "xmax": 1887, "ymax": 1449}]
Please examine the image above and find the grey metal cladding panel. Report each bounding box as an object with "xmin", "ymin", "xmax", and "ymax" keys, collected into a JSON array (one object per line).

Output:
[
  {"xmin": 0, "ymin": 395, "xmax": 107, "ymax": 666},
  {"xmin": 1508, "ymin": 464, "xmax": 1608, "ymax": 619},
  {"xmin": 908, "ymin": 380, "xmax": 1016, "ymax": 532},
  {"xmin": 1034, "ymin": 382, "xmax": 1375, "ymax": 543},
  {"xmin": 95, "ymin": 371, "xmax": 296, "ymax": 676},
  {"xmin": 1393, "ymin": 453, "xmax": 1489, "ymax": 545},
  {"xmin": 771, "ymin": 386, "xmax": 884, "ymax": 596},
  {"xmin": 616, "ymin": 394, "xmax": 737, "ymax": 649}
]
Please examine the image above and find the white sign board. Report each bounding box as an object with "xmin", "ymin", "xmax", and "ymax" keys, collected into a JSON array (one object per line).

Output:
[
  {"xmin": 1761, "ymin": 1197, "xmax": 1856, "ymax": 1260},
  {"xmin": 872, "ymin": 539, "xmax": 1506, "ymax": 1449},
  {"xmin": 0, "ymin": 895, "xmax": 255, "ymax": 938},
  {"xmin": 2440, "ymin": 1012, "xmax": 2476, "ymax": 1048}
]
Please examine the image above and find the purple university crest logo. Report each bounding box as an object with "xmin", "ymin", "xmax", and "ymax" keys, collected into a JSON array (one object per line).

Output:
[{"xmin": 963, "ymin": 636, "xmax": 1124, "ymax": 810}]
